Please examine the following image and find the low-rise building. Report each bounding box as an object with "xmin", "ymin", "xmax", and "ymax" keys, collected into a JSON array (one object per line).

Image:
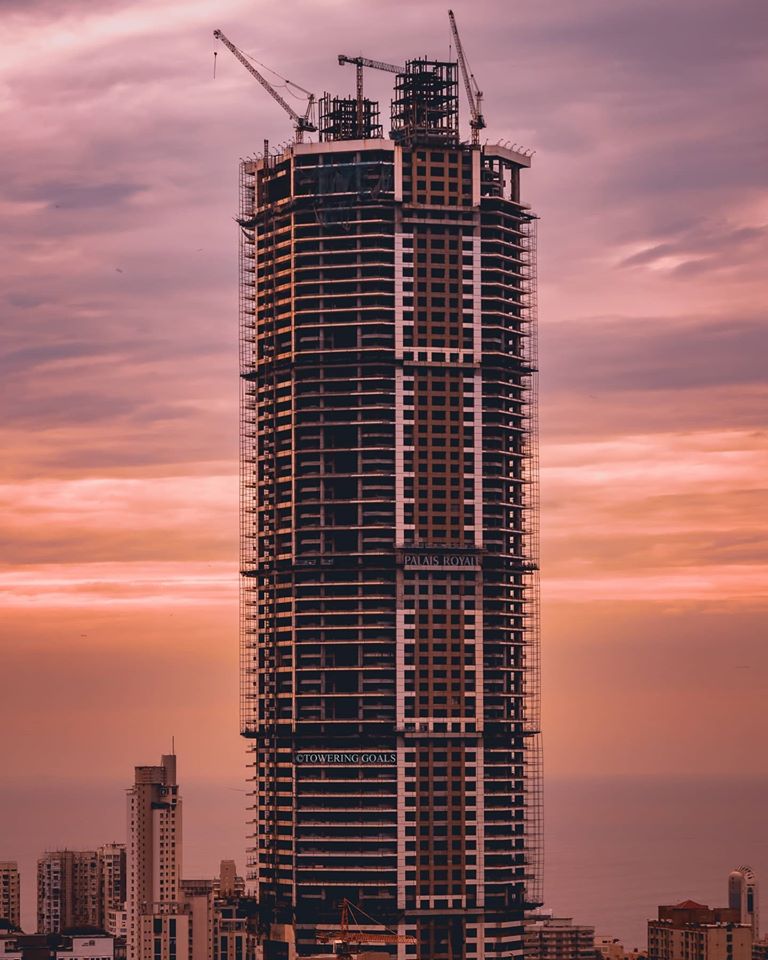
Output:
[
  {"xmin": 526, "ymin": 915, "xmax": 596, "ymax": 960},
  {"xmin": 213, "ymin": 899, "xmax": 259, "ymax": 960},
  {"xmin": 751, "ymin": 938, "xmax": 768, "ymax": 960},
  {"xmin": 0, "ymin": 925, "xmax": 23, "ymax": 960},
  {"xmin": 0, "ymin": 933, "xmax": 115, "ymax": 960},
  {"xmin": 648, "ymin": 901, "xmax": 752, "ymax": 960},
  {"xmin": 596, "ymin": 936, "xmax": 625, "ymax": 960},
  {"xmin": 54, "ymin": 934, "xmax": 115, "ymax": 960}
]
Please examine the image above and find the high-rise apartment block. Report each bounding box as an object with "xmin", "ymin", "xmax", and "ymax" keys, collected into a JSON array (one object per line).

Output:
[
  {"xmin": 238, "ymin": 49, "xmax": 540, "ymax": 960},
  {"xmin": 37, "ymin": 852, "xmax": 101, "ymax": 934},
  {"xmin": 648, "ymin": 901, "xmax": 752, "ymax": 960},
  {"xmin": 0, "ymin": 932, "xmax": 116, "ymax": 960},
  {"xmin": 37, "ymin": 846, "xmax": 126, "ymax": 936},
  {"xmin": 729, "ymin": 868, "xmax": 759, "ymax": 939},
  {"xmin": 99, "ymin": 846, "xmax": 126, "ymax": 925},
  {"xmin": 126, "ymin": 755, "xmax": 181, "ymax": 960},
  {"xmin": 0, "ymin": 864, "xmax": 20, "ymax": 930}
]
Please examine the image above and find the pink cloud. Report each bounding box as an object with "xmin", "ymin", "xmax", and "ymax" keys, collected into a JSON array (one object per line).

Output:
[{"xmin": 1, "ymin": 0, "xmax": 766, "ymax": 789}]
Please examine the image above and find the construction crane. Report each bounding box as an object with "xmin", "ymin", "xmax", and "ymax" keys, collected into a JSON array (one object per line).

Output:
[
  {"xmin": 316, "ymin": 898, "xmax": 417, "ymax": 957},
  {"xmin": 448, "ymin": 9, "xmax": 486, "ymax": 145},
  {"xmin": 213, "ymin": 29, "xmax": 316, "ymax": 142},
  {"xmin": 338, "ymin": 54, "xmax": 404, "ymax": 138}
]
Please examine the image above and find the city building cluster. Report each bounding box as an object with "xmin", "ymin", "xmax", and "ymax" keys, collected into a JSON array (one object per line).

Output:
[
  {"xmin": 1, "ymin": 759, "xmax": 763, "ymax": 960},
  {"xmin": 525, "ymin": 867, "xmax": 763, "ymax": 960},
  {"xmin": 0, "ymin": 756, "xmax": 258, "ymax": 960}
]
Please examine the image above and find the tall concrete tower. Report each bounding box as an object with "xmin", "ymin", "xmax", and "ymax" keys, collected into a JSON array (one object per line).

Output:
[
  {"xmin": 729, "ymin": 867, "xmax": 759, "ymax": 938},
  {"xmin": 126, "ymin": 754, "xmax": 182, "ymax": 960},
  {"xmin": 238, "ymin": 56, "xmax": 541, "ymax": 960}
]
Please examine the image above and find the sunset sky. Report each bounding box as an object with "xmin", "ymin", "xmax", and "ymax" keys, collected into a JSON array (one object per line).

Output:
[{"xmin": 1, "ymin": 0, "xmax": 767, "ymax": 933}]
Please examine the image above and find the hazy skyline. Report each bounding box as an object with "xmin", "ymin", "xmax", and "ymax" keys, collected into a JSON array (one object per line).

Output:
[{"xmin": 1, "ymin": 0, "xmax": 767, "ymax": 936}]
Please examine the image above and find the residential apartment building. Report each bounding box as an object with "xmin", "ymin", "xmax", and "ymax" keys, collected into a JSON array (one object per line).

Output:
[
  {"xmin": 0, "ymin": 864, "xmax": 20, "ymax": 930},
  {"xmin": 126, "ymin": 755, "xmax": 181, "ymax": 960},
  {"xmin": 237, "ymin": 51, "xmax": 540, "ymax": 960},
  {"xmin": 37, "ymin": 853, "xmax": 101, "ymax": 934},
  {"xmin": 648, "ymin": 901, "xmax": 752, "ymax": 960},
  {"xmin": 525, "ymin": 916, "xmax": 595, "ymax": 960}
]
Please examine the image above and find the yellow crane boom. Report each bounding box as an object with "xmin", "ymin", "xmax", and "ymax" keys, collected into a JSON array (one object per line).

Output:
[{"xmin": 316, "ymin": 899, "xmax": 417, "ymax": 955}]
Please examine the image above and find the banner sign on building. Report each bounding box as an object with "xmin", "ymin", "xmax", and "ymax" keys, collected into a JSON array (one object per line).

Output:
[
  {"xmin": 294, "ymin": 751, "xmax": 397, "ymax": 766},
  {"xmin": 400, "ymin": 551, "xmax": 479, "ymax": 570}
]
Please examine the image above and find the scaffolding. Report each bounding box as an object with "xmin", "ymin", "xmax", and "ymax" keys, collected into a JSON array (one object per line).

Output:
[
  {"xmin": 236, "ymin": 134, "xmax": 541, "ymax": 956},
  {"xmin": 319, "ymin": 94, "xmax": 383, "ymax": 141},
  {"xmin": 238, "ymin": 156, "xmax": 287, "ymax": 916},
  {"xmin": 238, "ymin": 159, "xmax": 258, "ymax": 733},
  {"xmin": 390, "ymin": 59, "xmax": 459, "ymax": 145},
  {"xmin": 520, "ymin": 213, "xmax": 543, "ymax": 909}
]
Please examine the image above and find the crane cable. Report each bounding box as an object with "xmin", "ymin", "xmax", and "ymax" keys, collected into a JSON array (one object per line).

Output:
[
  {"xmin": 346, "ymin": 899, "xmax": 401, "ymax": 939},
  {"xmin": 241, "ymin": 48, "xmax": 313, "ymax": 101},
  {"xmin": 211, "ymin": 34, "xmax": 311, "ymax": 103}
]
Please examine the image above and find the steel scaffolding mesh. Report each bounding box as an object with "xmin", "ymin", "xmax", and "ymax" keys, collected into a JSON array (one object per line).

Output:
[{"xmin": 520, "ymin": 213, "xmax": 543, "ymax": 909}]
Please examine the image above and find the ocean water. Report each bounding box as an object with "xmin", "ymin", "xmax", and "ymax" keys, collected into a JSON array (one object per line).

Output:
[
  {"xmin": 2, "ymin": 775, "xmax": 766, "ymax": 949},
  {"xmin": 545, "ymin": 777, "xmax": 768, "ymax": 949}
]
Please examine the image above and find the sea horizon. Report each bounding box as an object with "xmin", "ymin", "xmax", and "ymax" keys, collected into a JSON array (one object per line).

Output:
[{"xmin": 3, "ymin": 772, "xmax": 766, "ymax": 949}]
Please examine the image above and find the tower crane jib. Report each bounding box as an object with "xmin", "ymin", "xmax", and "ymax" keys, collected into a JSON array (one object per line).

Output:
[
  {"xmin": 448, "ymin": 9, "xmax": 486, "ymax": 145},
  {"xmin": 213, "ymin": 29, "xmax": 316, "ymax": 142},
  {"xmin": 338, "ymin": 54, "xmax": 404, "ymax": 138}
]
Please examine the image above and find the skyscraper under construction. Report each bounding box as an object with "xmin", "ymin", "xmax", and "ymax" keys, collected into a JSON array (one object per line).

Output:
[{"xmin": 234, "ymin": 37, "xmax": 541, "ymax": 960}]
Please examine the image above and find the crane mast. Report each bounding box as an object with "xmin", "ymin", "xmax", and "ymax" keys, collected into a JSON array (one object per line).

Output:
[
  {"xmin": 213, "ymin": 29, "xmax": 316, "ymax": 142},
  {"xmin": 448, "ymin": 9, "xmax": 486, "ymax": 145},
  {"xmin": 338, "ymin": 54, "xmax": 404, "ymax": 138}
]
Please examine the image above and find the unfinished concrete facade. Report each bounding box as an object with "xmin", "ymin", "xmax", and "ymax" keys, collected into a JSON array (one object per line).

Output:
[{"xmin": 238, "ymin": 58, "xmax": 541, "ymax": 960}]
